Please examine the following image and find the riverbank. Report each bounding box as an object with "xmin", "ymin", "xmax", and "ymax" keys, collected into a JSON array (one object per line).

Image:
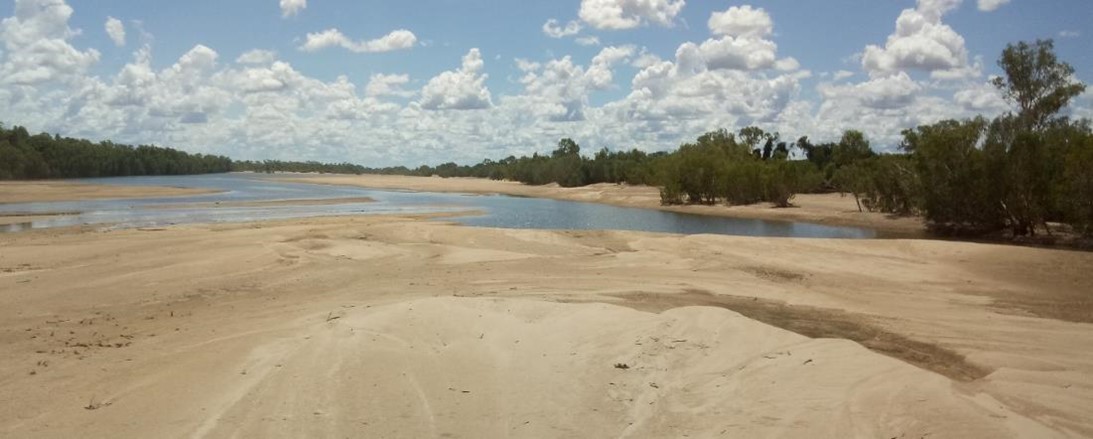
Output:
[
  {"xmin": 0, "ymin": 180, "xmax": 219, "ymax": 204},
  {"xmin": 2, "ymin": 213, "xmax": 1091, "ymax": 437},
  {"xmin": 276, "ymin": 174, "xmax": 927, "ymax": 236}
]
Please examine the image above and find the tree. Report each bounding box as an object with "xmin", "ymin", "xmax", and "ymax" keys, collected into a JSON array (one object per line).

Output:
[
  {"xmin": 552, "ymin": 138, "xmax": 580, "ymax": 158},
  {"xmin": 833, "ymin": 130, "xmax": 874, "ymax": 168},
  {"xmin": 902, "ymin": 118, "xmax": 998, "ymax": 233},
  {"xmin": 992, "ymin": 39, "xmax": 1086, "ymax": 130}
]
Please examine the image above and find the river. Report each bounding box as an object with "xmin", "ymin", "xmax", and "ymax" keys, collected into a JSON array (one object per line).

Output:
[{"xmin": 0, "ymin": 174, "xmax": 877, "ymax": 239}]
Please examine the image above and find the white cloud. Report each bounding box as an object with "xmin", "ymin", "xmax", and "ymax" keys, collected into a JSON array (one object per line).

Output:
[
  {"xmin": 708, "ymin": 5, "xmax": 772, "ymax": 38},
  {"xmin": 676, "ymin": 5, "xmax": 785, "ymax": 73},
  {"xmin": 1059, "ymin": 30, "xmax": 1080, "ymax": 39},
  {"xmin": 819, "ymin": 72, "xmax": 922, "ymax": 110},
  {"xmin": 953, "ymin": 81, "xmax": 1008, "ymax": 112},
  {"xmin": 832, "ymin": 70, "xmax": 854, "ymax": 81},
  {"xmin": 419, "ymin": 48, "xmax": 492, "ymax": 110},
  {"xmin": 696, "ymin": 37, "xmax": 777, "ymax": 71},
  {"xmin": 542, "ymin": 19, "xmax": 582, "ymax": 38},
  {"xmin": 578, "ymin": 0, "xmax": 685, "ymax": 30},
  {"xmin": 0, "ymin": 0, "xmax": 101, "ymax": 85},
  {"xmin": 280, "ymin": 0, "xmax": 306, "ymax": 18},
  {"xmin": 366, "ymin": 73, "xmax": 413, "ymax": 97},
  {"xmin": 576, "ymin": 36, "xmax": 601, "ymax": 46},
  {"xmin": 502, "ymin": 46, "xmax": 635, "ymax": 123},
  {"xmin": 105, "ymin": 16, "xmax": 125, "ymax": 47},
  {"xmin": 861, "ymin": 0, "xmax": 974, "ymax": 79},
  {"xmin": 299, "ymin": 29, "xmax": 417, "ymax": 53},
  {"xmin": 236, "ymin": 49, "xmax": 277, "ymax": 65},
  {"xmin": 631, "ymin": 50, "xmax": 661, "ymax": 68},
  {"xmin": 977, "ymin": 0, "xmax": 1010, "ymax": 12}
]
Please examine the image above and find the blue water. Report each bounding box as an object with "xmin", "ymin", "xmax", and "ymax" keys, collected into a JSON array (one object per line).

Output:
[{"xmin": 0, "ymin": 174, "xmax": 877, "ymax": 239}]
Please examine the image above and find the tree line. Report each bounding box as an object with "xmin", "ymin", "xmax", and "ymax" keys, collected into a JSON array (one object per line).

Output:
[
  {"xmin": 0, "ymin": 124, "xmax": 231, "ymax": 179},
  {"xmin": 232, "ymin": 160, "xmax": 368, "ymax": 175},
  {"xmin": 834, "ymin": 40, "xmax": 1091, "ymax": 238}
]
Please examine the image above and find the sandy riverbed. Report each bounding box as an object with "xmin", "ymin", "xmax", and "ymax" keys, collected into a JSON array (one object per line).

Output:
[
  {"xmin": 277, "ymin": 174, "xmax": 927, "ymax": 235},
  {"xmin": 2, "ymin": 202, "xmax": 1092, "ymax": 437},
  {"xmin": 0, "ymin": 180, "xmax": 218, "ymax": 204}
]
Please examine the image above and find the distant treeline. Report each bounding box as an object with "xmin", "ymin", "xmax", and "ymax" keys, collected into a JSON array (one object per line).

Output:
[
  {"xmin": 0, "ymin": 124, "xmax": 231, "ymax": 180},
  {"xmin": 232, "ymin": 160, "xmax": 368, "ymax": 175}
]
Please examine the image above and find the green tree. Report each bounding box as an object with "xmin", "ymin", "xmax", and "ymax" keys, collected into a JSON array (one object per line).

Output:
[
  {"xmin": 992, "ymin": 39, "xmax": 1086, "ymax": 129},
  {"xmin": 833, "ymin": 130, "xmax": 874, "ymax": 168}
]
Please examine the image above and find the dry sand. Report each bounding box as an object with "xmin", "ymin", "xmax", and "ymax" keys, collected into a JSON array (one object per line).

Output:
[
  {"xmin": 0, "ymin": 180, "xmax": 218, "ymax": 204},
  {"xmin": 2, "ymin": 210, "xmax": 1092, "ymax": 438},
  {"xmin": 278, "ymin": 174, "xmax": 927, "ymax": 235}
]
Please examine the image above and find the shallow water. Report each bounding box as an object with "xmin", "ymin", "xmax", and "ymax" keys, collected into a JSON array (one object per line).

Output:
[{"xmin": 0, "ymin": 174, "xmax": 877, "ymax": 239}]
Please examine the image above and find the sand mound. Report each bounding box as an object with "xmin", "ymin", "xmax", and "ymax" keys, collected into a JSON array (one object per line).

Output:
[{"xmin": 103, "ymin": 297, "xmax": 1052, "ymax": 438}]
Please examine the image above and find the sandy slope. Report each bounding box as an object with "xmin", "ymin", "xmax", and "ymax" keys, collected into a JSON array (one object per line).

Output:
[
  {"xmin": 0, "ymin": 181, "xmax": 217, "ymax": 204},
  {"xmin": 2, "ymin": 215, "xmax": 1091, "ymax": 438},
  {"xmin": 277, "ymin": 173, "xmax": 926, "ymax": 235}
]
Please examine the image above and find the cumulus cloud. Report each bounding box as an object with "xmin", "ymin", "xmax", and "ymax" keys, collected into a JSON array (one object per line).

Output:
[
  {"xmin": 542, "ymin": 19, "xmax": 582, "ymax": 38},
  {"xmin": 280, "ymin": 0, "xmax": 306, "ymax": 17},
  {"xmin": 299, "ymin": 29, "xmax": 417, "ymax": 53},
  {"xmin": 510, "ymin": 46, "xmax": 636, "ymax": 122},
  {"xmin": 977, "ymin": 0, "xmax": 1010, "ymax": 11},
  {"xmin": 578, "ymin": 0, "xmax": 685, "ymax": 30},
  {"xmin": 236, "ymin": 49, "xmax": 277, "ymax": 65},
  {"xmin": 696, "ymin": 37, "xmax": 777, "ymax": 71},
  {"xmin": 366, "ymin": 73, "xmax": 413, "ymax": 97},
  {"xmin": 953, "ymin": 81, "xmax": 1009, "ymax": 112},
  {"xmin": 819, "ymin": 72, "xmax": 922, "ymax": 110},
  {"xmin": 861, "ymin": 0, "xmax": 973, "ymax": 79},
  {"xmin": 0, "ymin": 0, "xmax": 101, "ymax": 85},
  {"xmin": 419, "ymin": 48, "xmax": 492, "ymax": 110},
  {"xmin": 681, "ymin": 5, "xmax": 783, "ymax": 72},
  {"xmin": 105, "ymin": 16, "xmax": 125, "ymax": 46},
  {"xmin": 708, "ymin": 5, "xmax": 772, "ymax": 38}
]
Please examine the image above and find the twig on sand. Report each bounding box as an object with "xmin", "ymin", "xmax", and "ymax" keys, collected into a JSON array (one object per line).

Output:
[{"xmin": 84, "ymin": 396, "xmax": 111, "ymax": 410}]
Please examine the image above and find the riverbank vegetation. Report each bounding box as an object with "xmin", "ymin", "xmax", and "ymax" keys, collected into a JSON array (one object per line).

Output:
[{"xmin": 0, "ymin": 124, "xmax": 231, "ymax": 179}]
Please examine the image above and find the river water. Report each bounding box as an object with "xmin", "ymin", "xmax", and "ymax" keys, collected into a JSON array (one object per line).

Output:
[{"xmin": 0, "ymin": 174, "xmax": 877, "ymax": 239}]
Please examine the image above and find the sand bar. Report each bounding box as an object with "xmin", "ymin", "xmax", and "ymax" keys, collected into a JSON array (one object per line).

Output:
[{"xmin": 0, "ymin": 180, "xmax": 219, "ymax": 204}]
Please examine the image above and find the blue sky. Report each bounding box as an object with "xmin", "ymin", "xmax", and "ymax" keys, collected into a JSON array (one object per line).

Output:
[{"xmin": 1, "ymin": 0, "xmax": 1090, "ymax": 166}]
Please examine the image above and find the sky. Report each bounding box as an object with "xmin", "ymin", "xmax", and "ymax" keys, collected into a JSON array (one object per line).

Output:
[{"xmin": 0, "ymin": 0, "xmax": 1090, "ymax": 166}]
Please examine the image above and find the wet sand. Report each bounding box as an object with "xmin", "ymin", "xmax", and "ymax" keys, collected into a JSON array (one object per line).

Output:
[
  {"xmin": 2, "ymin": 209, "xmax": 1091, "ymax": 437},
  {"xmin": 0, "ymin": 180, "xmax": 218, "ymax": 204}
]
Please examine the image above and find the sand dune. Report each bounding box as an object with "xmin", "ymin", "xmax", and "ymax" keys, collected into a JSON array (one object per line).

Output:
[{"xmin": 2, "ymin": 214, "xmax": 1091, "ymax": 437}]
